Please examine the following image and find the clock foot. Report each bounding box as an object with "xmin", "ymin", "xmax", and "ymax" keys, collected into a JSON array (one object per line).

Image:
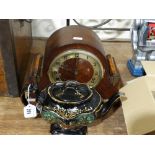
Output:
[{"xmin": 50, "ymin": 124, "xmax": 88, "ymax": 135}]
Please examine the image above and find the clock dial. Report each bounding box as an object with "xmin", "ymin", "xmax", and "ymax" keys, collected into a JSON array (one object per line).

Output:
[{"xmin": 48, "ymin": 49, "xmax": 104, "ymax": 88}]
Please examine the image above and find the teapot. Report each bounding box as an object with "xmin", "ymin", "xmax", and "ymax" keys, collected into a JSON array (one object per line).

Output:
[{"xmin": 34, "ymin": 80, "xmax": 121, "ymax": 135}]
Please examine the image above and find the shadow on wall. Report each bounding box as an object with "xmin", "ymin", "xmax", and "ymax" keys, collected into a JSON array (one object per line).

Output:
[
  {"xmin": 100, "ymin": 19, "xmax": 132, "ymax": 40},
  {"xmin": 32, "ymin": 19, "xmax": 133, "ymax": 40}
]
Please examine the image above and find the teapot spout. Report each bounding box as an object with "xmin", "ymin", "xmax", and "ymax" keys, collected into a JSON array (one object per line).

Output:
[{"xmin": 101, "ymin": 92, "xmax": 124, "ymax": 116}]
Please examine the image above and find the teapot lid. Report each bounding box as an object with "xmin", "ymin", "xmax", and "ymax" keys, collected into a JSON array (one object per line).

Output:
[{"xmin": 48, "ymin": 81, "xmax": 93, "ymax": 105}]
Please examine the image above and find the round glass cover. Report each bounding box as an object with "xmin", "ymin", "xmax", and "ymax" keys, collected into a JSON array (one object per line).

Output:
[{"xmin": 48, "ymin": 49, "xmax": 104, "ymax": 88}]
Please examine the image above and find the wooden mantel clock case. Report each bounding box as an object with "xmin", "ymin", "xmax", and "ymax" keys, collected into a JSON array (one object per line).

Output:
[{"xmin": 39, "ymin": 25, "xmax": 122, "ymax": 99}]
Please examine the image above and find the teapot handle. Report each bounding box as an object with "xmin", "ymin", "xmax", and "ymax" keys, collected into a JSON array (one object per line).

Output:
[{"xmin": 101, "ymin": 92, "xmax": 122, "ymax": 116}]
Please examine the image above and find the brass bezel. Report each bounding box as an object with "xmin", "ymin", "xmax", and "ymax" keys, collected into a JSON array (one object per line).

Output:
[{"xmin": 48, "ymin": 49, "xmax": 105, "ymax": 88}]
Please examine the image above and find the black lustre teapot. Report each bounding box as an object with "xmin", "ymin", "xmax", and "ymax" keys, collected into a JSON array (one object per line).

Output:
[{"xmin": 34, "ymin": 81, "xmax": 121, "ymax": 135}]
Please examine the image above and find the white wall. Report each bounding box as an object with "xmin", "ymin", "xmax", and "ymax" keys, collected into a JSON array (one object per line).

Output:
[{"xmin": 32, "ymin": 19, "xmax": 133, "ymax": 40}]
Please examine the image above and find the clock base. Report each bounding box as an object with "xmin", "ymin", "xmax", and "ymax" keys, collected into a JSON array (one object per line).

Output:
[{"xmin": 50, "ymin": 124, "xmax": 88, "ymax": 135}]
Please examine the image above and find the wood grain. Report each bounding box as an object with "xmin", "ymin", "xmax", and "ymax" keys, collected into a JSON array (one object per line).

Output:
[
  {"xmin": 0, "ymin": 20, "xmax": 32, "ymax": 96},
  {"xmin": 0, "ymin": 20, "xmax": 18, "ymax": 96},
  {"xmin": 0, "ymin": 51, "xmax": 8, "ymax": 95}
]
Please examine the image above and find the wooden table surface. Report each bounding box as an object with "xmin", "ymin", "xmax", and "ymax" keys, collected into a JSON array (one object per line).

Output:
[{"xmin": 0, "ymin": 40, "xmax": 136, "ymax": 135}]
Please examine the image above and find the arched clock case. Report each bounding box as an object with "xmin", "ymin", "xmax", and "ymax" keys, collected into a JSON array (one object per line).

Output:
[{"xmin": 39, "ymin": 25, "xmax": 122, "ymax": 99}]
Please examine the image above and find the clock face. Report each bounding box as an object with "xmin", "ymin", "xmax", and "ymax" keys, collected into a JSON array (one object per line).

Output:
[{"xmin": 48, "ymin": 49, "xmax": 104, "ymax": 88}]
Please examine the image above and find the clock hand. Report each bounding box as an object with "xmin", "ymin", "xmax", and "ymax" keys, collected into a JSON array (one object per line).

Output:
[
  {"xmin": 59, "ymin": 65, "xmax": 72, "ymax": 71},
  {"xmin": 58, "ymin": 65, "xmax": 77, "ymax": 76}
]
